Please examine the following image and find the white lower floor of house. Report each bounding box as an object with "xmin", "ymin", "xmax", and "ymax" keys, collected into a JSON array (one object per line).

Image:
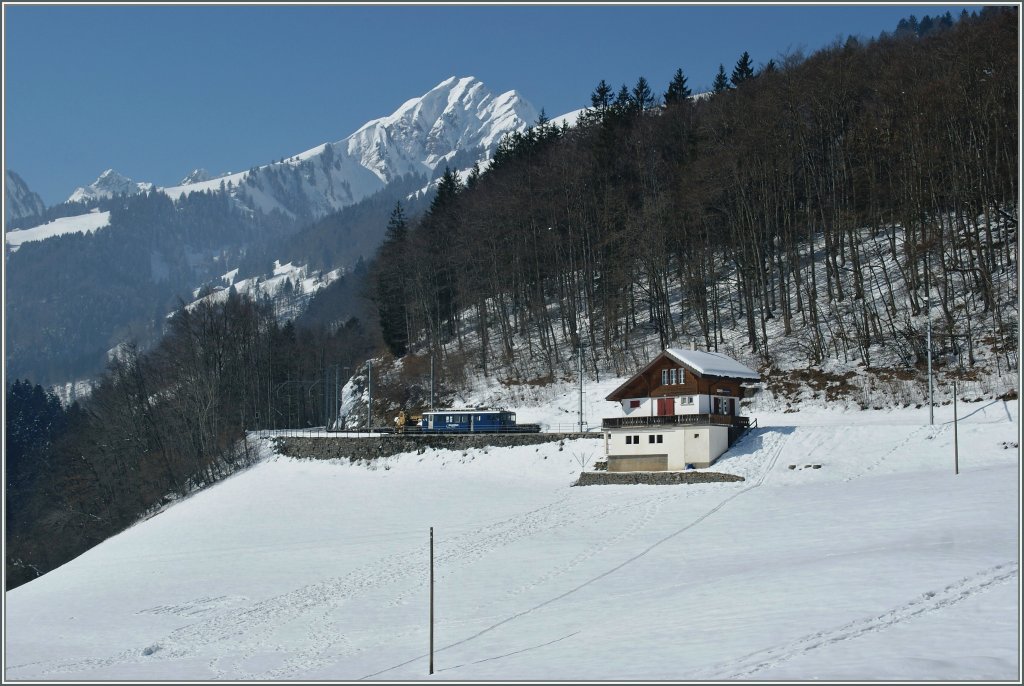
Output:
[{"xmin": 603, "ymin": 424, "xmax": 731, "ymax": 470}]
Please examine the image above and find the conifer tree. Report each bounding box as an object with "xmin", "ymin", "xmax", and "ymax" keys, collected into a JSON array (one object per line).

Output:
[
  {"xmin": 465, "ymin": 162, "xmax": 481, "ymax": 191},
  {"xmin": 590, "ymin": 79, "xmax": 613, "ymax": 111},
  {"xmin": 663, "ymin": 68, "xmax": 693, "ymax": 105},
  {"xmin": 712, "ymin": 64, "xmax": 731, "ymax": 94},
  {"xmin": 578, "ymin": 79, "xmax": 614, "ymax": 128},
  {"xmin": 430, "ymin": 167, "xmax": 463, "ymax": 216},
  {"xmin": 613, "ymin": 84, "xmax": 632, "ymax": 114},
  {"xmin": 631, "ymin": 76, "xmax": 655, "ymax": 113},
  {"xmin": 731, "ymin": 51, "xmax": 755, "ymax": 86},
  {"xmin": 383, "ymin": 201, "xmax": 408, "ymax": 245},
  {"xmin": 377, "ymin": 202, "xmax": 410, "ymax": 356}
]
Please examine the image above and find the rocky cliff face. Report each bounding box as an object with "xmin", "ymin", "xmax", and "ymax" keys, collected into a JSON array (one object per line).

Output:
[{"xmin": 5, "ymin": 170, "xmax": 46, "ymax": 223}]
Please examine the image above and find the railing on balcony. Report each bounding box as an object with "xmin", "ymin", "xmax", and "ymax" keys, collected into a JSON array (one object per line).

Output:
[{"xmin": 602, "ymin": 414, "xmax": 750, "ymax": 429}]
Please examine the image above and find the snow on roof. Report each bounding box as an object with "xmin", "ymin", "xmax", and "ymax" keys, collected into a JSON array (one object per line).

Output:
[{"xmin": 664, "ymin": 347, "xmax": 761, "ymax": 380}]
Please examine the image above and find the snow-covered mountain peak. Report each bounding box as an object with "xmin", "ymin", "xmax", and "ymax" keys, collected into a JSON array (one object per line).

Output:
[
  {"xmin": 347, "ymin": 76, "xmax": 538, "ymax": 184},
  {"xmin": 68, "ymin": 169, "xmax": 153, "ymax": 203},
  {"xmin": 70, "ymin": 77, "xmax": 541, "ymax": 226},
  {"xmin": 179, "ymin": 168, "xmax": 211, "ymax": 185}
]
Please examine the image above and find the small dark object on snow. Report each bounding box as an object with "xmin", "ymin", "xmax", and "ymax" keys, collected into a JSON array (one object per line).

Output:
[
  {"xmin": 788, "ymin": 465, "xmax": 796, "ymax": 470},
  {"xmin": 812, "ymin": 464, "xmax": 822, "ymax": 469}
]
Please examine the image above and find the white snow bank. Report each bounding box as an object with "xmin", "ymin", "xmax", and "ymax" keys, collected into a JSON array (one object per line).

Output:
[{"xmin": 5, "ymin": 210, "xmax": 111, "ymax": 251}]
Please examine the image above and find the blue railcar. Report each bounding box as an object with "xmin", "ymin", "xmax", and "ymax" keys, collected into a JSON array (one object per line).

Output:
[{"xmin": 418, "ymin": 410, "xmax": 540, "ymax": 433}]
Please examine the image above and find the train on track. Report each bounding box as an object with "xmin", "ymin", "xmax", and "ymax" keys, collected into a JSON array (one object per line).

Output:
[{"xmin": 392, "ymin": 409, "xmax": 541, "ymax": 434}]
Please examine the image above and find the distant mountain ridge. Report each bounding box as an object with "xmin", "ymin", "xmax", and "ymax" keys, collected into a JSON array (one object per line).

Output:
[
  {"xmin": 179, "ymin": 168, "xmax": 212, "ymax": 185},
  {"xmin": 157, "ymin": 76, "xmax": 539, "ymax": 222},
  {"xmin": 6, "ymin": 76, "xmax": 550, "ymax": 387},
  {"xmin": 5, "ymin": 170, "xmax": 46, "ymax": 223},
  {"xmin": 38, "ymin": 76, "xmax": 539, "ymax": 235},
  {"xmin": 67, "ymin": 169, "xmax": 154, "ymax": 204}
]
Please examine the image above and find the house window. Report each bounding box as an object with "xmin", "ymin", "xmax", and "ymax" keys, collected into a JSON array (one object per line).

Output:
[
  {"xmin": 694, "ymin": 433, "xmax": 700, "ymax": 438},
  {"xmin": 634, "ymin": 435, "xmax": 640, "ymax": 444},
  {"xmin": 661, "ymin": 369, "xmax": 669, "ymax": 385},
  {"xmin": 606, "ymin": 433, "xmax": 611, "ymax": 440},
  {"xmin": 657, "ymin": 435, "xmax": 664, "ymax": 443},
  {"xmin": 648, "ymin": 434, "xmax": 655, "ymax": 443},
  {"xmin": 669, "ymin": 369, "xmax": 676, "ymax": 385},
  {"xmin": 681, "ymin": 396, "xmax": 694, "ymax": 406},
  {"xmin": 629, "ymin": 399, "xmax": 641, "ymax": 408},
  {"xmin": 679, "ymin": 368, "xmax": 685, "ymax": 384}
]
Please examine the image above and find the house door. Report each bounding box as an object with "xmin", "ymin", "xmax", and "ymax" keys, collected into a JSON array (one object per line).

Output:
[
  {"xmin": 729, "ymin": 398, "xmax": 736, "ymax": 415},
  {"xmin": 656, "ymin": 397, "xmax": 675, "ymax": 416}
]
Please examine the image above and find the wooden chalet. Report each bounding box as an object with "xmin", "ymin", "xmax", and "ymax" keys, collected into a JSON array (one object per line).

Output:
[{"xmin": 602, "ymin": 347, "xmax": 761, "ymax": 471}]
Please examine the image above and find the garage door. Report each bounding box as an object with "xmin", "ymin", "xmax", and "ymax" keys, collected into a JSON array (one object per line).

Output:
[{"xmin": 607, "ymin": 454, "xmax": 668, "ymax": 472}]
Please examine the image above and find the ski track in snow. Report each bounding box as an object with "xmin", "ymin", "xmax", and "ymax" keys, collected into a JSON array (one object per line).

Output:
[
  {"xmin": 359, "ymin": 430, "xmax": 793, "ymax": 679},
  {"xmin": 840, "ymin": 424, "xmax": 941, "ymax": 482},
  {"xmin": 256, "ymin": 487, "xmax": 703, "ymax": 679},
  {"xmin": 700, "ymin": 561, "xmax": 1019, "ymax": 680},
  {"xmin": 12, "ymin": 422, "xmax": 1016, "ymax": 681},
  {"xmin": 23, "ymin": 488, "xmax": 700, "ymax": 680},
  {"xmin": 225, "ymin": 433, "xmax": 797, "ymax": 682}
]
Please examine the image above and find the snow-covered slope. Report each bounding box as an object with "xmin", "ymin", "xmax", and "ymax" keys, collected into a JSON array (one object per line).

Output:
[
  {"xmin": 5, "ymin": 170, "xmax": 46, "ymax": 223},
  {"xmin": 5, "ymin": 393, "xmax": 1018, "ymax": 681},
  {"xmin": 5, "ymin": 209, "xmax": 111, "ymax": 252},
  {"xmin": 67, "ymin": 168, "xmax": 153, "ymax": 203},
  {"xmin": 181, "ymin": 260, "xmax": 344, "ymax": 321}
]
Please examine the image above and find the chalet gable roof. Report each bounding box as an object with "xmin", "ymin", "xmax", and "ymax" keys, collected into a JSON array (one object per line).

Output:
[
  {"xmin": 663, "ymin": 348, "xmax": 760, "ymax": 380},
  {"xmin": 605, "ymin": 348, "xmax": 760, "ymax": 401}
]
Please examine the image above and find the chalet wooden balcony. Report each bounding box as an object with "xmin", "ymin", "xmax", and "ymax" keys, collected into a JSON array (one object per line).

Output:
[{"xmin": 602, "ymin": 414, "xmax": 750, "ymax": 429}]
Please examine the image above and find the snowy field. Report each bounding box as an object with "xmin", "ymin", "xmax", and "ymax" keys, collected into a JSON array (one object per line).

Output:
[{"xmin": 4, "ymin": 399, "xmax": 1019, "ymax": 681}]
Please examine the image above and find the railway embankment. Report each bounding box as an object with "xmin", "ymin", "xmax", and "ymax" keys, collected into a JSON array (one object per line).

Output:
[{"xmin": 274, "ymin": 432, "xmax": 599, "ymax": 462}]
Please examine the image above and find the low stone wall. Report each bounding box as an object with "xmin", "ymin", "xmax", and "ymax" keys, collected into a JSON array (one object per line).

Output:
[
  {"xmin": 572, "ymin": 471, "xmax": 745, "ymax": 486},
  {"xmin": 275, "ymin": 433, "xmax": 599, "ymax": 462}
]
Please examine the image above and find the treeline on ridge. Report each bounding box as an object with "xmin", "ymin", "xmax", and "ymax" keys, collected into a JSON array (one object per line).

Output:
[{"xmin": 373, "ymin": 8, "xmax": 1017, "ymax": 380}]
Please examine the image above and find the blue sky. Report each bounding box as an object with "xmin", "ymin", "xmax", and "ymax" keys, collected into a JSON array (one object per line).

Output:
[{"xmin": 5, "ymin": 4, "xmax": 971, "ymax": 205}]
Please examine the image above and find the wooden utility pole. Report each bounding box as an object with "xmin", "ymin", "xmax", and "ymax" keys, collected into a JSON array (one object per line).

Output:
[
  {"xmin": 429, "ymin": 526, "xmax": 434, "ymax": 675},
  {"xmin": 953, "ymin": 380, "xmax": 959, "ymax": 475},
  {"xmin": 578, "ymin": 339, "xmax": 584, "ymax": 433},
  {"xmin": 367, "ymin": 360, "xmax": 373, "ymax": 432},
  {"xmin": 926, "ymin": 256, "xmax": 934, "ymax": 426}
]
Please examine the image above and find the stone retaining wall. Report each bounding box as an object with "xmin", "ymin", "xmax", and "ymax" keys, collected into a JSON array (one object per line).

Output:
[
  {"xmin": 275, "ymin": 433, "xmax": 599, "ymax": 462},
  {"xmin": 572, "ymin": 471, "xmax": 745, "ymax": 486}
]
